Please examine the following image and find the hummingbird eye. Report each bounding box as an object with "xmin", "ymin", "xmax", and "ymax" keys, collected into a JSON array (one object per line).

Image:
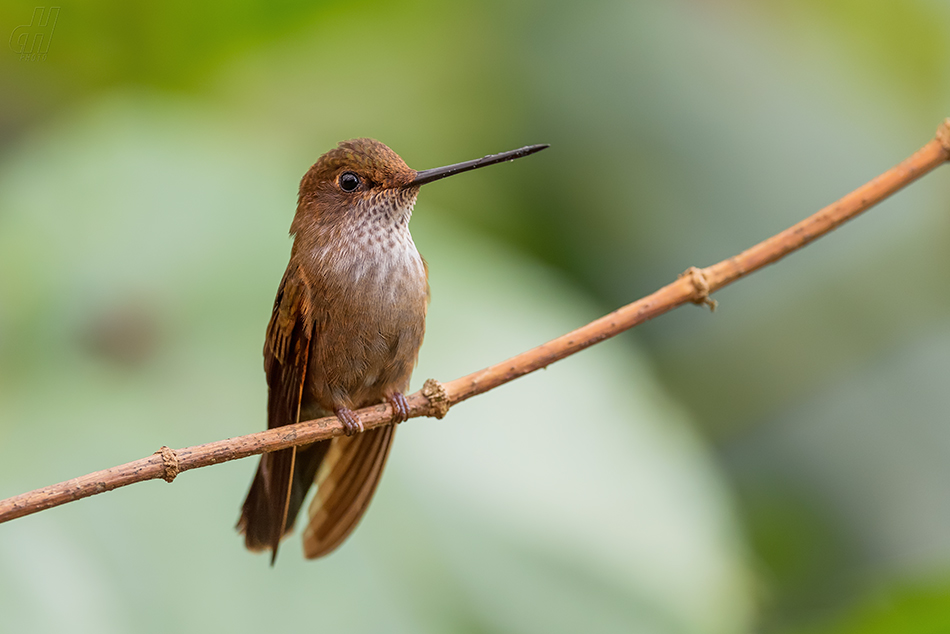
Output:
[{"xmin": 339, "ymin": 171, "xmax": 361, "ymax": 192}]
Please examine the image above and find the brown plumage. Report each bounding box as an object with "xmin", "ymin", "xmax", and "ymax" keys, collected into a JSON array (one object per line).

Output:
[{"xmin": 237, "ymin": 138, "xmax": 549, "ymax": 562}]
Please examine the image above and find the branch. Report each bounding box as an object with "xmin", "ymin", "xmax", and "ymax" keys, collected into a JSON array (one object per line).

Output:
[{"xmin": 3, "ymin": 120, "xmax": 949, "ymax": 525}]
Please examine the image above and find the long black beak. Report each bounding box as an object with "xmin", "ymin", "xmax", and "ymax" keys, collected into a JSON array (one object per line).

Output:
[{"xmin": 410, "ymin": 144, "xmax": 549, "ymax": 186}]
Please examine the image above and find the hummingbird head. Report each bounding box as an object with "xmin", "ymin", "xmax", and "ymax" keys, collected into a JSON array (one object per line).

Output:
[
  {"xmin": 295, "ymin": 138, "xmax": 419, "ymax": 235},
  {"xmin": 291, "ymin": 138, "xmax": 549, "ymax": 249}
]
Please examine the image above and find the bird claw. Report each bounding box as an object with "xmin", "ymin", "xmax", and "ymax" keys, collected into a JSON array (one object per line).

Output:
[
  {"xmin": 335, "ymin": 407, "xmax": 364, "ymax": 436},
  {"xmin": 387, "ymin": 392, "xmax": 410, "ymax": 424}
]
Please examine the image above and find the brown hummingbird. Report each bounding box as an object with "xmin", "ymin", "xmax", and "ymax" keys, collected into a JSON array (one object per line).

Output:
[{"xmin": 237, "ymin": 138, "xmax": 548, "ymax": 562}]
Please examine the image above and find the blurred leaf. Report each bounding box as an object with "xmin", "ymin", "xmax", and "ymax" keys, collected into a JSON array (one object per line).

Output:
[
  {"xmin": 795, "ymin": 580, "xmax": 950, "ymax": 634},
  {"xmin": 754, "ymin": 0, "xmax": 950, "ymax": 107}
]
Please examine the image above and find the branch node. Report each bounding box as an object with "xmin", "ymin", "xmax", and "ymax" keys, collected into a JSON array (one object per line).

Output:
[
  {"xmin": 680, "ymin": 266, "xmax": 718, "ymax": 311},
  {"xmin": 422, "ymin": 378, "xmax": 451, "ymax": 419},
  {"xmin": 937, "ymin": 118, "xmax": 950, "ymax": 156},
  {"xmin": 156, "ymin": 446, "xmax": 180, "ymax": 483}
]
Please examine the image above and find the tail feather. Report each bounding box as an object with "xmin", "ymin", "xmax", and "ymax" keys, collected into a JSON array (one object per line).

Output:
[
  {"xmin": 303, "ymin": 425, "xmax": 395, "ymax": 558},
  {"xmin": 238, "ymin": 425, "xmax": 394, "ymax": 562},
  {"xmin": 237, "ymin": 441, "xmax": 330, "ymax": 562}
]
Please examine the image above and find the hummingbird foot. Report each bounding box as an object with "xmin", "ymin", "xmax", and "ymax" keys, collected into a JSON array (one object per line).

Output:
[
  {"xmin": 387, "ymin": 392, "xmax": 411, "ymax": 424},
  {"xmin": 334, "ymin": 407, "xmax": 364, "ymax": 436}
]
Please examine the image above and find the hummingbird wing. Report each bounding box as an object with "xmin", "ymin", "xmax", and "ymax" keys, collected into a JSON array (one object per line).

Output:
[
  {"xmin": 237, "ymin": 265, "xmax": 315, "ymax": 561},
  {"xmin": 302, "ymin": 423, "xmax": 395, "ymax": 558}
]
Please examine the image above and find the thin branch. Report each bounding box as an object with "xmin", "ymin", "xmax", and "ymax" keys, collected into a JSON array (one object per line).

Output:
[{"xmin": 2, "ymin": 120, "xmax": 949, "ymax": 525}]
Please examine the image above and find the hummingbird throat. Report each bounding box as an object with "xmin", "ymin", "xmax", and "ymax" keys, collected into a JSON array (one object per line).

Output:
[{"xmin": 321, "ymin": 188, "xmax": 424, "ymax": 295}]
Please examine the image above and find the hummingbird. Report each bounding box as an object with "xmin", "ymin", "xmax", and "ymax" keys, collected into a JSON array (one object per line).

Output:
[{"xmin": 237, "ymin": 138, "xmax": 548, "ymax": 562}]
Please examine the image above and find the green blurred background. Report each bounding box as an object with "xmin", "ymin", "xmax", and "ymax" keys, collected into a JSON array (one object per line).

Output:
[{"xmin": 1, "ymin": 1, "xmax": 949, "ymax": 632}]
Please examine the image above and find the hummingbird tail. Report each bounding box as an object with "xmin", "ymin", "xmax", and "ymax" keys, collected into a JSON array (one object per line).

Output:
[
  {"xmin": 302, "ymin": 424, "xmax": 395, "ymax": 558},
  {"xmin": 237, "ymin": 441, "xmax": 330, "ymax": 563}
]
